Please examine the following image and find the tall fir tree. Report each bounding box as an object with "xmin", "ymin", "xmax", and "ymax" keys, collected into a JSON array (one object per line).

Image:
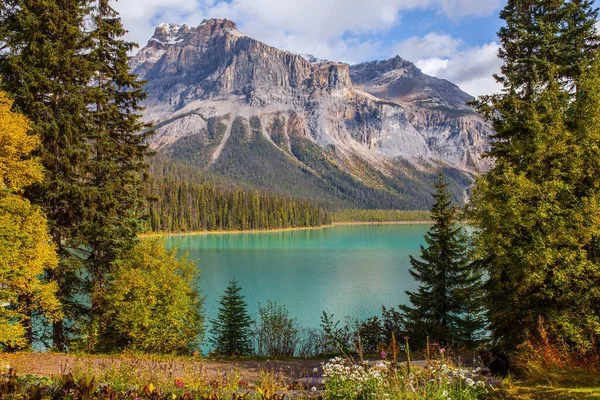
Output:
[
  {"xmin": 0, "ymin": 0, "xmax": 153, "ymax": 350},
  {"xmin": 478, "ymin": 0, "xmax": 599, "ymax": 166},
  {"xmin": 80, "ymin": 0, "xmax": 153, "ymax": 350},
  {"xmin": 210, "ymin": 280, "xmax": 253, "ymax": 356},
  {"xmin": 401, "ymin": 173, "xmax": 485, "ymax": 347},
  {"xmin": 0, "ymin": 0, "xmax": 96, "ymax": 350},
  {"xmin": 470, "ymin": 0, "xmax": 600, "ymax": 353}
]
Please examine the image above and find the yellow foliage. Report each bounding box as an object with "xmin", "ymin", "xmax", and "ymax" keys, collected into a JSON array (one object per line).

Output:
[
  {"xmin": 0, "ymin": 87, "xmax": 60, "ymax": 349},
  {"xmin": 0, "ymin": 89, "xmax": 43, "ymax": 192}
]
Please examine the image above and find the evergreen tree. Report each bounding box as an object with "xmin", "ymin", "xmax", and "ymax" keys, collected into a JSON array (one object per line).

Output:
[
  {"xmin": 81, "ymin": 0, "xmax": 153, "ymax": 348},
  {"xmin": 0, "ymin": 0, "xmax": 96, "ymax": 350},
  {"xmin": 401, "ymin": 173, "xmax": 485, "ymax": 347},
  {"xmin": 0, "ymin": 0, "xmax": 153, "ymax": 350},
  {"xmin": 478, "ymin": 0, "xmax": 599, "ymax": 165},
  {"xmin": 470, "ymin": 0, "xmax": 600, "ymax": 353},
  {"xmin": 210, "ymin": 280, "xmax": 253, "ymax": 356}
]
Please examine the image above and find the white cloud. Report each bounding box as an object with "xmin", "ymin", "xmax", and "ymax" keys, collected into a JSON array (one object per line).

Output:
[
  {"xmin": 394, "ymin": 33, "xmax": 463, "ymax": 61},
  {"xmin": 111, "ymin": 0, "xmax": 505, "ymax": 95},
  {"xmin": 394, "ymin": 32, "xmax": 502, "ymax": 96},
  {"xmin": 112, "ymin": 0, "xmax": 504, "ymax": 55}
]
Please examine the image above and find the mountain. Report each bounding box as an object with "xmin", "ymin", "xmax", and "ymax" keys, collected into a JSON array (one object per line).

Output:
[{"xmin": 131, "ymin": 19, "xmax": 493, "ymax": 209}]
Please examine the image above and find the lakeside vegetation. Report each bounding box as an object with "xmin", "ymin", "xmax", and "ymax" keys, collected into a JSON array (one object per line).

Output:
[
  {"xmin": 1, "ymin": 0, "xmax": 600, "ymax": 399},
  {"xmin": 333, "ymin": 209, "xmax": 431, "ymax": 223}
]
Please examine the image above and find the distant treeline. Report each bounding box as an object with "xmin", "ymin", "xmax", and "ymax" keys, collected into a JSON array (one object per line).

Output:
[
  {"xmin": 144, "ymin": 158, "xmax": 433, "ymax": 233},
  {"xmin": 333, "ymin": 209, "xmax": 431, "ymax": 223},
  {"xmin": 144, "ymin": 158, "xmax": 332, "ymax": 232}
]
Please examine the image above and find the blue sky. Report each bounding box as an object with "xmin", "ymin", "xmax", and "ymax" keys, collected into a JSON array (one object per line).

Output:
[{"xmin": 113, "ymin": 0, "xmax": 511, "ymax": 96}]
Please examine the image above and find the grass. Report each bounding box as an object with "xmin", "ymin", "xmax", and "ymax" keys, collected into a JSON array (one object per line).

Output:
[
  {"xmin": 1, "ymin": 352, "xmax": 502, "ymax": 399},
  {"xmin": 4, "ymin": 351, "xmax": 600, "ymax": 399}
]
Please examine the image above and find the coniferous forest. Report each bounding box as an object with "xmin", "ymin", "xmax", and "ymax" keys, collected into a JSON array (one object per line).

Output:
[
  {"xmin": 144, "ymin": 156, "xmax": 332, "ymax": 232},
  {"xmin": 144, "ymin": 177, "xmax": 332, "ymax": 232}
]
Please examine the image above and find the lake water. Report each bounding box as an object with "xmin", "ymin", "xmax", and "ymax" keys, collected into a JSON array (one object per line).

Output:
[{"xmin": 165, "ymin": 224, "xmax": 430, "ymax": 334}]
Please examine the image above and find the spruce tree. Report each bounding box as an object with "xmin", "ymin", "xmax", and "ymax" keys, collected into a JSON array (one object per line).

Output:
[
  {"xmin": 470, "ymin": 0, "xmax": 600, "ymax": 353},
  {"xmin": 81, "ymin": 0, "xmax": 153, "ymax": 349},
  {"xmin": 401, "ymin": 173, "xmax": 485, "ymax": 347},
  {"xmin": 0, "ymin": 0, "xmax": 96, "ymax": 350},
  {"xmin": 210, "ymin": 280, "xmax": 253, "ymax": 356},
  {"xmin": 0, "ymin": 0, "xmax": 154, "ymax": 350},
  {"xmin": 478, "ymin": 0, "xmax": 599, "ymax": 165}
]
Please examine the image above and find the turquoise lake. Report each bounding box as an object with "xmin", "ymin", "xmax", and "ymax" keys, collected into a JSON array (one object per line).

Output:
[{"xmin": 164, "ymin": 224, "xmax": 430, "ymax": 334}]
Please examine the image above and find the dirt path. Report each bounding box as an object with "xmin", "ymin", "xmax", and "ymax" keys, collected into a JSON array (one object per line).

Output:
[
  {"xmin": 2, "ymin": 353, "xmax": 326, "ymax": 381},
  {"xmin": 1, "ymin": 353, "xmax": 428, "ymax": 384}
]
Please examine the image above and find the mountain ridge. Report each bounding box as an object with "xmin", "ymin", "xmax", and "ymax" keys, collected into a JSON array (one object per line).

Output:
[{"xmin": 132, "ymin": 18, "xmax": 493, "ymax": 209}]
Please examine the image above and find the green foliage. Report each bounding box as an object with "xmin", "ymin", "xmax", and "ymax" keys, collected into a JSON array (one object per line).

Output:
[
  {"xmin": 401, "ymin": 174, "xmax": 486, "ymax": 347},
  {"xmin": 83, "ymin": 0, "xmax": 155, "ymax": 351},
  {"xmin": 0, "ymin": 0, "xmax": 99, "ymax": 349},
  {"xmin": 355, "ymin": 316, "xmax": 385, "ymax": 354},
  {"xmin": 145, "ymin": 160, "xmax": 332, "ymax": 232},
  {"xmin": 94, "ymin": 239, "xmax": 204, "ymax": 354},
  {"xmin": 253, "ymin": 300, "xmax": 300, "ymax": 357},
  {"xmin": 470, "ymin": 0, "xmax": 600, "ymax": 354},
  {"xmin": 267, "ymin": 115, "xmax": 287, "ymax": 149},
  {"xmin": 0, "ymin": 0, "xmax": 153, "ymax": 350},
  {"xmin": 319, "ymin": 312, "xmax": 354, "ymax": 355},
  {"xmin": 333, "ymin": 209, "xmax": 430, "ymax": 223},
  {"xmin": 210, "ymin": 280, "xmax": 253, "ymax": 356}
]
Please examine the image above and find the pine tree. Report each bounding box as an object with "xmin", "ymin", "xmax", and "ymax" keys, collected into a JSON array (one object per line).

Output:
[
  {"xmin": 478, "ymin": 0, "xmax": 599, "ymax": 165},
  {"xmin": 0, "ymin": 88, "xmax": 62, "ymax": 349},
  {"xmin": 401, "ymin": 173, "xmax": 485, "ymax": 347},
  {"xmin": 0, "ymin": 0, "xmax": 154, "ymax": 350},
  {"xmin": 0, "ymin": 0, "xmax": 96, "ymax": 350},
  {"xmin": 470, "ymin": 0, "xmax": 600, "ymax": 352},
  {"xmin": 81, "ymin": 0, "xmax": 153, "ymax": 349},
  {"xmin": 210, "ymin": 280, "xmax": 253, "ymax": 356}
]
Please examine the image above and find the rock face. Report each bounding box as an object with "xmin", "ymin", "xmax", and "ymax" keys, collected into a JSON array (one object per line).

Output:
[
  {"xmin": 131, "ymin": 19, "xmax": 494, "ymax": 207},
  {"xmin": 349, "ymin": 56, "xmax": 474, "ymax": 107}
]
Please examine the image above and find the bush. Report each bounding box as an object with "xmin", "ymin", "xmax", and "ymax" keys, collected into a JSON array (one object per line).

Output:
[
  {"xmin": 253, "ymin": 300, "xmax": 300, "ymax": 357},
  {"xmin": 97, "ymin": 239, "xmax": 204, "ymax": 354}
]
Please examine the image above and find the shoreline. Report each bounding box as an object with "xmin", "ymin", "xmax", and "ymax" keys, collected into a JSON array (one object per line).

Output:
[{"xmin": 139, "ymin": 220, "xmax": 432, "ymax": 238}]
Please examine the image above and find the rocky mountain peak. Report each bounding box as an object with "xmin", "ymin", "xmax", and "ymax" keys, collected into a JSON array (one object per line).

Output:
[
  {"xmin": 130, "ymin": 19, "xmax": 354, "ymax": 112},
  {"xmin": 349, "ymin": 55, "xmax": 472, "ymax": 108},
  {"xmin": 149, "ymin": 23, "xmax": 189, "ymax": 48},
  {"xmin": 350, "ymin": 56, "xmax": 418, "ymax": 85},
  {"xmin": 198, "ymin": 18, "xmax": 239, "ymax": 32},
  {"xmin": 299, "ymin": 53, "xmax": 329, "ymax": 64},
  {"xmin": 132, "ymin": 19, "xmax": 493, "ymax": 178}
]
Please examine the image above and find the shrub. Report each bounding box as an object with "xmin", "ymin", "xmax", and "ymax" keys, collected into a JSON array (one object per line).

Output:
[
  {"xmin": 253, "ymin": 300, "xmax": 300, "ymax": 357},
  {"xmin": 96, "ymin": 239, "xmax": 204, "ymax": 354}
]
